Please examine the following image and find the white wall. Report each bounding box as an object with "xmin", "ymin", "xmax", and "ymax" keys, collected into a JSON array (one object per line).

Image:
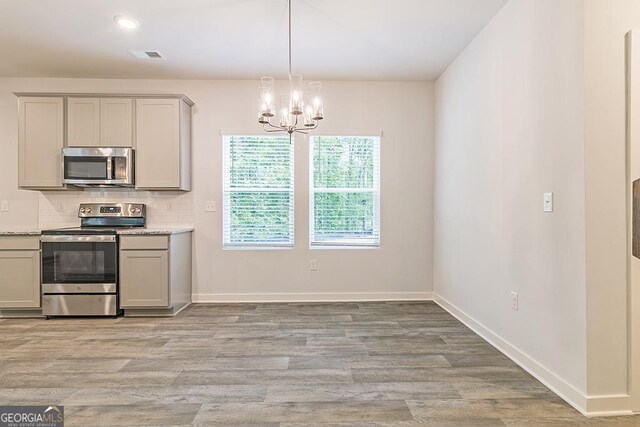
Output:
[
  {"xmin": 583, "ymin": 0, "xmax": 640, "ymax": 410},
  {"xmin": 0, "ymin": 78, "xmax": 435, "ymax": 301},
  {"xmin": 0, "ymin": 86, "xmax": 38, "ymax": 229},
  {"xmin": 434, "ymin": 0, "xmax": 587, "ymax": 406}
]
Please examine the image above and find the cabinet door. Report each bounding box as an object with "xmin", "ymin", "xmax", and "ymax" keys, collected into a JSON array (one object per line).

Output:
[
  {"xmin": 135, "ymin": 99, "xmax": 180, "ymax": 189},
  {"xmin": 120, "ymin": 250, "xmax": 169, "ymax": 308},
  {"xmin": 100, "ymin": 98, "xmax": 133, "ymax": 147},
  {"xmin": 67, "ymin": 98, "xmax": 100, "ymax": 147},
  {"xmin": 0, "ymin": 250, "xmax": 40, "ymax": 308},
  {"xmin": 18, "ymin": 97, "xmax": 64, "ymax": 188}
]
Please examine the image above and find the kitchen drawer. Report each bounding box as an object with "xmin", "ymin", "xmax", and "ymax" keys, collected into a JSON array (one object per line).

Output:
[
  {"xmin": 120, "ymin": 235, "xmax": 169, "ymax": 250},
  {"xmin": 0, "ymin": 236, "xmax": 40, "ymax": 250},
  {"xmin": 43, "ymin": 294, "xmax": 117, "ymax": 316}
]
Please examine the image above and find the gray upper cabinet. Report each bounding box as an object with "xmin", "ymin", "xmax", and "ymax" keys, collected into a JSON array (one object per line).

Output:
[
  {"xmin": 18, "ymin": 97, "xmax": 64, "ymax": 189},
  {"xmin": 17, "ymin": 93, "xmax": 192, "ymax": 192},
  {"xmin": 67, "ymin": 97, "xmax": 133, "ymax": 147},
  {"xmin": 67, "ymin": 98, "xmax": 100, "ymax": 147},
  {"xmin": 100, "ymin": 98, "xmax": 133, "ymax": 147},
  {"xmin": 136, "ymin": 98, "xmax": 191, "ymax": 190}
]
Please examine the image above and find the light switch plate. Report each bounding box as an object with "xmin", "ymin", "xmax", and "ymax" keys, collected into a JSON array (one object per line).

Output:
[
  {"xmin": 0, "ymin": 200, "xmax": 8, "ymax": 212},
  {"xmin": 543, "ymin": 192, "xmax": 553, "ymax": 212},
  {"xmin": 205, "ymin": 201, "xmax": 217, "ymax": 212}
]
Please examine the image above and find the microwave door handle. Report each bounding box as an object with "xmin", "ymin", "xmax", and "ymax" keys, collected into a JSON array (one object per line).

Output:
[{"xmin": 106, "ymin": 157, "xmax": 114, "ymax": 180}]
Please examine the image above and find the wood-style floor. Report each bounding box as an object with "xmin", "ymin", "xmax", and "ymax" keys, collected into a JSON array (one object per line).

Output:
[{"xmin": 0, "ymin": 301, "xmax": 638, "ymax": 426}]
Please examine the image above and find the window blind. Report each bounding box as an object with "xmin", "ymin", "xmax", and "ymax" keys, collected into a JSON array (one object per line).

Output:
[
  {"xmin": 310, "ymin": 136, "xmax": 380, "ymax": 246},
  {"xmin": 223, "ymin": 135, "xmax": 294, "ymax": 248}
]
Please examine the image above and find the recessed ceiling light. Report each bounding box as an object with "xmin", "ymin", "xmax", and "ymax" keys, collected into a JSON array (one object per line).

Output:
[{"xmin": 114, "ymin": 15, "xmax": 139, "ymax": 29}]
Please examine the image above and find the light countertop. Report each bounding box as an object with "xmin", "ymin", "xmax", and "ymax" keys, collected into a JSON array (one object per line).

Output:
[
  {"xmin": 0, "ymin": 230, "xmax": 41, "ymax": 236},
  {"xmin": 116, "ymin": 227, "xmax": 194, "ymax": 235},
  {"xmin": 0, "ymin": 227, "xmax": 194, "ymax": 236}
]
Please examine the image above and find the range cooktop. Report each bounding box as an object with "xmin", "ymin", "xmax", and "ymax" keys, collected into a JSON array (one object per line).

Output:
[
  {"xmin": 42, "ymin": 203, "xmax": 147, "ymax": 235},
  {"xmin": 41, "ymin": 227, "xmax": 141, "ymax": 235}
]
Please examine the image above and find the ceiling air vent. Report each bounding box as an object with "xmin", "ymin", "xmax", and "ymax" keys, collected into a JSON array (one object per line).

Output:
[{"xmin": 128, "ymin": 50, "xmax": 166, "ymax": 59}]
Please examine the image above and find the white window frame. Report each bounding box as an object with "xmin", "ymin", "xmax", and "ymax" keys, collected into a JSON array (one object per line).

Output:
[
  {"xmin": 309, "ymin": 135, "xmax": 381, "ymax": 248},
  {"xmin": 222, "ymin": 134, "xmax": 295, "ymax": 249}
]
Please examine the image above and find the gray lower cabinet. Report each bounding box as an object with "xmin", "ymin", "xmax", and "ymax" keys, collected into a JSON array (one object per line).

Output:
[
  {"xmin": 0, "ymin": 237, "xmax": 41, "ymax": 309},
  {"xmin": 119, "ymin": 233, "xmax": 192, "ymax": 315},
  {"xmin": 120, "ymin": 249, "xmax": 169, "ymax": 307}
]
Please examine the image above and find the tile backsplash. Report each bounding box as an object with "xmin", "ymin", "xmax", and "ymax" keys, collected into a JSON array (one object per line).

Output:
[{"xmin": 38, "ymin": 190, "xmax": 194, "ymax": 229}]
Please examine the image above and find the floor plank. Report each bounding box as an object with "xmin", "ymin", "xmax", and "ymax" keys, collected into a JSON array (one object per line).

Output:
[{"xmin": 193, "ymin": 401, "xmax": 414, "ymax": 424}]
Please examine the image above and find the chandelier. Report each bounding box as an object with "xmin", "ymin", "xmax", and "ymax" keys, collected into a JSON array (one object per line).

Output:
[{"xmin": 257, "ymin": 0, "xmax": 324, "ymax": 135}]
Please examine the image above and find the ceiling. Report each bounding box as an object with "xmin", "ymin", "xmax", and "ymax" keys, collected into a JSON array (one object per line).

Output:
[{"xmin": 0, "ymin": 0, "xmax": 507, "ymax": 81}]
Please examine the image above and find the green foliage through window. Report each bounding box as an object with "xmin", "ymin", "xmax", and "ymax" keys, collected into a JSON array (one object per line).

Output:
[
  {"xmin": 223, "ymin": 135, "xmax": 294, "ymax": 247},
  {"xmin": 311, "ymin": 136, "xmax": 380, "ymax": 246}
]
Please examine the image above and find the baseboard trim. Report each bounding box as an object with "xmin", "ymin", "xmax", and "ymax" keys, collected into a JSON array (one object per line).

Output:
[
  {"xmin": 432, "ymin": 293, "xmax": 589, "ymax": 416},
  {"xmin": 433, "ymin": 293, "xmax": 638, "ymax": 417},
  {"xmin": 0, "ymin": 309, "xmax": 44, "ymax": 319},
  {"xmin": 585, "ymin": 394, "xmax": 633, "ymax": 417},
  {"xmin": 192, "ymin": 292, "xmax": 433, "ymax": 303}
]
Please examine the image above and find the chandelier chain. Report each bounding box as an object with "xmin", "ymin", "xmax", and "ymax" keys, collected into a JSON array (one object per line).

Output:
[{"xmin": 288, "ymin": 0, "xmax": 292, "ymax": 77}]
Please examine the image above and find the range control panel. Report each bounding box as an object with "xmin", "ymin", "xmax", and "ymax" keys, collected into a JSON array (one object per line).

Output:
[
  {"xmin": 100, "ymin": 206, "xmax": 121, "ymax": 214},
  {"xmin": 78, "ymin": 203, "xmax": 146, "ymax": 218}
]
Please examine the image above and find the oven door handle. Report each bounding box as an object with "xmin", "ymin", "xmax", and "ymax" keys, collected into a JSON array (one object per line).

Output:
[{"xmin": 41, "ymin": 235, "xmax": 117, "ymax": 243}]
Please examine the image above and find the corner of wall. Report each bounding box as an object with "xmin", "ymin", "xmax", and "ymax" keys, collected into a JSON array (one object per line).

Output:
[{"xmin": 432, "ymin": 293, "xmax": 589, "ymax": 415}]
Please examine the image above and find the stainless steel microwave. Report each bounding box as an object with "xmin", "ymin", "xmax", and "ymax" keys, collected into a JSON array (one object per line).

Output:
[{"xmin": 62, "ymin": 147, "xmax": 134, "ymax": 187}]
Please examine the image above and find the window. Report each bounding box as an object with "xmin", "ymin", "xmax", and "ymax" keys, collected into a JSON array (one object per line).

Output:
[
  {"xmin": 223, "ymin": 135, "xmax": 294, "ymax": 248},
  {"xmin": 310, "ymin": 135, "xmax": 380, "ymax": 247}
]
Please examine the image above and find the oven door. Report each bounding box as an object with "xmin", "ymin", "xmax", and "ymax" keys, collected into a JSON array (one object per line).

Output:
[{"xmin": 41, "ymin": 235, "xmax": 117, "ymax": 289}]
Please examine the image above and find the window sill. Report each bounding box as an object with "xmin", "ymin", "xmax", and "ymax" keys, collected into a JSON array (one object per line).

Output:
[
  {"xmin": 309, "ymin": 245, "xmax": 380, "ymax": 250},
  {"xmin": 223, "ymin": 246, "xmax": 294, "ymax": 251}
]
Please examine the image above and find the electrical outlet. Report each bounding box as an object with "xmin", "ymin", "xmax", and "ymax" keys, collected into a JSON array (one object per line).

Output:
[
  {"xmin": 543, "ymin": 192, "xmax": 553, "ymax": 212},
  {"xmin": 310, "ymin": 259, "xmax": 318, "ymax": 271},
  {"xmin": 205, "ymin": 201, "xmax": 217, "ymax": 212},
  {"xmin": 56, "ymin": 202, "xmax": 64, "ymax": 213},
  {"xmin": 0, "ymin": 200, "xmax": 8, "ymax": 212},
  {"xmin": 511, "ymin": 291, "xmax": 519, "ymax": 311},
  {"xmin": 167, "ymin": 202, "xmax": 173, "ymax": 212}
]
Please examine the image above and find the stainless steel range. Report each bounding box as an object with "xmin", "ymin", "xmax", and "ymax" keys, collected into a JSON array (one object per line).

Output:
[{"xmin": 40, "ymin": 203, "xmax": 146, "ymax": 317}]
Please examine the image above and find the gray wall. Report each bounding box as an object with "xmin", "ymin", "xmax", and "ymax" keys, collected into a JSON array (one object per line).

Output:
[{"xmin": 0, "ymin": 78, "xmax": 435, "ymax": 301}]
